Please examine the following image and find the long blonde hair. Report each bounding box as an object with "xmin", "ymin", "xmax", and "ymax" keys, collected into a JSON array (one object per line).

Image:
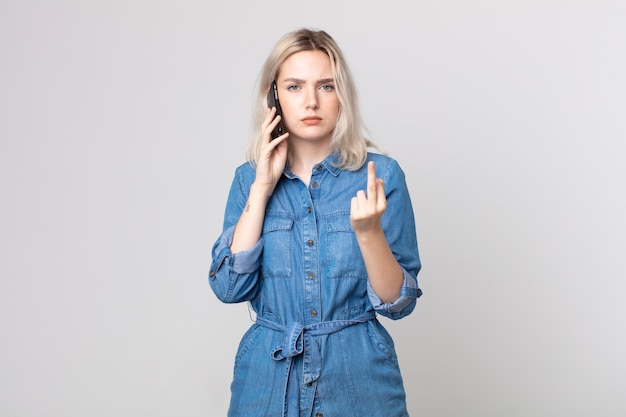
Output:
[{"xmin": 245, "ymin": 28, "xmax": 382, "ymax": 170}]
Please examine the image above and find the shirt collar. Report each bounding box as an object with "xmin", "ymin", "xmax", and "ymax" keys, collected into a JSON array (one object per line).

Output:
[{"xmin": 283, "ymin": 152, "xmax": 343, "ymax": 179}]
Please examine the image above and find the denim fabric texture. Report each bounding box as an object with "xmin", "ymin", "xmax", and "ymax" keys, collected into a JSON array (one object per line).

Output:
[{"xmin": 209, "ymin": 152, "xmax": 422, "ymax": 417}]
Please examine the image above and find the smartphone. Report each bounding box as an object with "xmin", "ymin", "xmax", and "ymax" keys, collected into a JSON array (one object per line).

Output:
[{"xmin": 266, "ymin": 80, "xmax": 285, "ymax": 140}]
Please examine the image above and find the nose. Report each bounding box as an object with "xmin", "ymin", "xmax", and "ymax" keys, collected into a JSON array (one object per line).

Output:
[{"xmin": 305, "ymin": 87, "xmax": 319, "ymax": 110}]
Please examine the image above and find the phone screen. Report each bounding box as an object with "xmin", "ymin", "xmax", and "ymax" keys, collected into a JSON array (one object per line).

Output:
[{"xmin": 266, "ymin": 81, "xmax": 284, "ymax": 140}]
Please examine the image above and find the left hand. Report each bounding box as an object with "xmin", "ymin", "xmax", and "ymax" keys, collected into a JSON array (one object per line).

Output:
[{"xmin": 350, "ymin": 161, "xmax": 387, "ymax": 235}]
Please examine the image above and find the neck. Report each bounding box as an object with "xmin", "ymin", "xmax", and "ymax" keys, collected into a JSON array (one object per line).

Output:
[{"xmin": 289, "ymin": 141, "xmax": 332, "ymax": 186}]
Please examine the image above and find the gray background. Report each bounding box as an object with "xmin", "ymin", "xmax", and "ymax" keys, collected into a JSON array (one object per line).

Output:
[{"xmin": 1, "ymin": 0, "xmax": 625, "ymax": 416}]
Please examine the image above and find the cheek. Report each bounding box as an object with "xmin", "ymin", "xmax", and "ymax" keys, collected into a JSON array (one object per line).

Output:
[
  {"xmin": 280, "ymin": 95, "xmax": 299, "ymax": 115},
  {"xmin": 328, "ymin": 100, "xmax": 340, "ymax": 121},
  {"xmin": 281, "ymin": 103, "xmax": 298, "ymax": 128}
]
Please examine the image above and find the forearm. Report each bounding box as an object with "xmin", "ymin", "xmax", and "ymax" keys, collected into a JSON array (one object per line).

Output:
[
  {"xmin": 230, "ymin": 182, "xmax": 272, "ymax": 253},
  {"xmin": 356, "ymin": 227, "xmax": 404, "ymax": 303}
]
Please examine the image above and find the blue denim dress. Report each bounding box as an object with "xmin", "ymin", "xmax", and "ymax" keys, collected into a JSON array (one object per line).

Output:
[{"xmin": 209, "ymin": 152, "xmax": 422, "ymax": 417}]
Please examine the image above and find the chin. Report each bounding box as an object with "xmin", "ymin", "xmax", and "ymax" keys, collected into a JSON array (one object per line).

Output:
[
  {"xmin": 293, "ymin": 129, "xmax": 333, "ymax": 142},
  {"xmin": 297, "ymin": 135, "xmax": 332, "ymax": 143}
]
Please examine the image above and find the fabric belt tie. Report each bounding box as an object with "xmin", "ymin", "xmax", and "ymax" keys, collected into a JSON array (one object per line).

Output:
[{"xmin": 255, "ymin": 310, "xmax": 376, "ymax": 417}]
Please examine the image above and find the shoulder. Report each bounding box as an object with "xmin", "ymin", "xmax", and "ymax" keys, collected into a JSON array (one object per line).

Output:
[
  {"xmin": 365, "ymin": 151, "xmax": 401, "ymax": 167},
  {"xmin": 225, "ymin": 161, "xmax": 256, "ymax": 195},
  {"xmin": 364, "ymin": 152, "xmax": 405, "ymax": 180},
  {"xmin": 233, "ymin": 161, "xmax": 256, "ymax": 181}
]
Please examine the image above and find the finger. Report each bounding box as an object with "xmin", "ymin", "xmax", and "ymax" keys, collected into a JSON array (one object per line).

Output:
[
  {"xmin": 263, "ymin": 106, "xmax": 276, "ymax": 125},
  {"xmin": 355, "ymin": 189, "xmax": 367, "ymax": 205},
  {"xmin": 259, "ymin": 136, "xmax": 288, "ymax": 166},
  {"xmin": 262, "ymin": 107, "xmax": 278, "ymax": 129},
  {"xmin": 263, "ymin": 114, "xmax": 283, "ymax": 143},
  {"xmin": 350, "ymin": 196, "xmax": 358, "ymax": 216},
  {"xmin": 265, "ymin": 114, "xmax": 282, "ymax": 133},
  {"xmin": 267, "ymin": 132, "xmax": 289, "ymax": 150},
  {"xmin": 367, "ymin": 161, "xmax": 377, "ymax": 201}
]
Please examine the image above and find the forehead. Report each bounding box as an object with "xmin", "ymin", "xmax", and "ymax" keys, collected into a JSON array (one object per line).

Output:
[{"xmin": 278, "ymin": 50, "xmax": 333, "ymax": 79}]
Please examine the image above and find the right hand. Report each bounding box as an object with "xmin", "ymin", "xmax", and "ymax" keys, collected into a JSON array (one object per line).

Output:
[{"xmin": 255, "ymin": 107, "xmax": 289, "ymax": 192}]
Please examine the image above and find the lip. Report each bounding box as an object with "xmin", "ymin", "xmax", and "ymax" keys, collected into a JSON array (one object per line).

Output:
[{"xmin": 302, "ymin": 116, "xmax": 322, "ymax": 125}]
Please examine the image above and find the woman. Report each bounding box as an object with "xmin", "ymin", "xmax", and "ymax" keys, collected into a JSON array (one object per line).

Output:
[{"xmin": 209, "ymin": 28, "xmax": 422, "ymax": 417}]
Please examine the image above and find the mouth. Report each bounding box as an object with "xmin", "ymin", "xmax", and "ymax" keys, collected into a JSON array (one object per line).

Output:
[{"xmin": 302, "ymin": 116, "xmax": 322, "ymax": 125}]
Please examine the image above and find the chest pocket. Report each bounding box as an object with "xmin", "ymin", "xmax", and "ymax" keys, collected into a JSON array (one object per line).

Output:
[
  {"xmin": 325, "ymin": 214, "xmax": 367, "ymax": 279},
  {"xmin": 261, "ymin": 214, "xmax": 294, "ymax": 278}
]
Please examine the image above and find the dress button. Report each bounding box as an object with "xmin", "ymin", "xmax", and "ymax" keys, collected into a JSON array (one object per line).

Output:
[
  {"xmin": 209, "ymin": 270, "xmax": 215, "ymax": 279},
  {"xmin": 306, "ymin": 207, "xmax": 312, "ymax": 214},
  {"xmin": 315, "ymin": 164, "xmax": 322, "ymax": 171},
  {"xmin": 310, "ymin": 310, "xmax": 317, "ymax": 317},
  {"xmin": 309, "ymin": 272, "xmax": 315, "ymax": 279},
  {"xmin": 316, "ymin": 413, "xmax": 323, "ymax": 417},
  {"xmin": 307, "ymin": 239, "xmax": 314, "ymax": 246},
  {"xmin": 311, "ymin": 181, "xmax": 318, "ymax": 188}
]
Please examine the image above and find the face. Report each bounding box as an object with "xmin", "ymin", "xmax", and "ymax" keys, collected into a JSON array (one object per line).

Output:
[{"xmin": 275, "ymin": 50, "xmax": 340, "ymax": 146}]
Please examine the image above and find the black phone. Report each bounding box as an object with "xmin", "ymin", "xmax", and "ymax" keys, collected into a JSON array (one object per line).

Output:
[{"xmin": 266, "ymin": 80, "xmax": 285, "ymax": 140}]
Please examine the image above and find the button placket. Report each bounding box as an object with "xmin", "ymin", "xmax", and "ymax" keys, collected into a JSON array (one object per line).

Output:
[{"xmin": 301, "ymin": 178, "xmax": 320, "ymax": 330}]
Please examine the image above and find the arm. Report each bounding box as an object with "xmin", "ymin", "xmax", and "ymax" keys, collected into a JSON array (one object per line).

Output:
[
  {"xmin": 209, "ymin": 108, "xmax": 289, "ymax": 303},
  {"xmin": 209, "ymin": 174, "xmax": 264, "ymax": 303},
  {"xmin": 351, "ymin": 159, "xmax": 422, "ymax": 318},
  {"xmin": 350, "ymin": 161, "xmax": 403, "ymax": 302}
]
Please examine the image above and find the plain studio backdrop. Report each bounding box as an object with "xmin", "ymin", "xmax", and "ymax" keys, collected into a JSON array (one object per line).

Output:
[{"xmin": 1, "ymin": 1, "xmax": 625, "ymax": 416}]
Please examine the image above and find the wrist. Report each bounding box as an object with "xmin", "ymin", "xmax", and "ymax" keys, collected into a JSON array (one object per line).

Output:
[
  {"xmin": 354, "ymin": 225, "xmax": 385, "ymax": 244},
  {"xmin": 249, "ymin": 181, "xmax": 274, "ymax": 202}
]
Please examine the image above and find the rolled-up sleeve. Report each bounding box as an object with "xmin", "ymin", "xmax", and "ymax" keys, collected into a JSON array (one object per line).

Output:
[
  {"xmin": 367, "ymin": 267, "xmax": 422, "ymax": 320},
  {"xmin": 209, "ymin": 225, "xmax": 264, "ymax": 303}
]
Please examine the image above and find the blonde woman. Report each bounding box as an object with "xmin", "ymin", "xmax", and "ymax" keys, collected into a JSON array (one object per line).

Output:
[{"xmin": 209, "ymin": 28, "xmax": 422, "ymax": 417}]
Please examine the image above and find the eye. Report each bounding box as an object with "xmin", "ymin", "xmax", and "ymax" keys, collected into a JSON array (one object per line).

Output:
[
  {"xmin": 287, "ymin": 84, "xmax": 300, "ymax": 91},
  {"xmin": 320, "ymin": 83, "xmax": 335, "ymax": 91}
]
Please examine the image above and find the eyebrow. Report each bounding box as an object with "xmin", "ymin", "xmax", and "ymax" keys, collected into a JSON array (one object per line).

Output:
[{"xmin": 282, "ymin": 77, "xmax": 335, "ymax": 85}]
